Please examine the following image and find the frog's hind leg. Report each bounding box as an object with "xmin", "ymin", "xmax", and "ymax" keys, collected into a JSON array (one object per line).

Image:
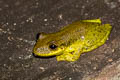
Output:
[
  {"xmin": 56, "ymin": 50, "xmax": 82, "ymax": 62},
  {"xmin": 83, "ymin": 24, "xmax": 112, "ymax": 53},
  {"xmin": 81, "ymin": 19, "xmax": 101, "ymax": 24}
]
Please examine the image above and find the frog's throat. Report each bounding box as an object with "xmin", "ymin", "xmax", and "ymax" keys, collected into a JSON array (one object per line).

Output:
[{"xmin": 33, "ymin": 48, "xmax": 63, "ymax": 57}]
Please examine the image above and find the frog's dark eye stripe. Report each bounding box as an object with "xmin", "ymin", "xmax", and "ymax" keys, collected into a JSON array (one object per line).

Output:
[
  {"xmin": 49, "ymin": 44, "xmax": 57, "ymax": 50},
  {"xmin": 36, "ymin": 33, "xmax": 41, "ymax": 41}
]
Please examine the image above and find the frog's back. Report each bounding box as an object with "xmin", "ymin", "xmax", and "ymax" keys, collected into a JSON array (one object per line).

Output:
[{"xmin": 56, "ymin": 21, "xmax": 112, "ymax": 52}]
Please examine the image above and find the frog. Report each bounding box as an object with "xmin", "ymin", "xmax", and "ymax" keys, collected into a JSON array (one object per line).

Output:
[{"xmin": 33, "ymin": 19, "xmax": 112, "ymax": 61}]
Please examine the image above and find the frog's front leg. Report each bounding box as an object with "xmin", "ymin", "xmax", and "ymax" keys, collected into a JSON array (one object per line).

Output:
[{"xmin": 56, "ymin": 50, "xmax": 82, "ymax": 61}]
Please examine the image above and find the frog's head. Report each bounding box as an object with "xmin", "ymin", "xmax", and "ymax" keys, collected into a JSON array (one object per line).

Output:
[{"xmin": 33, "ymin": 33, "xmax": 64, "ymax": 57}]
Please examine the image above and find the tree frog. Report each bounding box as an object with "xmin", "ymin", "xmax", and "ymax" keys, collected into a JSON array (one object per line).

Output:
[{"xmin": 33, "ymin": 19, "xmax": 112, "ymax": 61}]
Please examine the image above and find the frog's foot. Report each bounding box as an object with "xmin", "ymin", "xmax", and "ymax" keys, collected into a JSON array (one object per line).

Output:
[
  {"xmin": 81, "ymin": 19, "xmax": 101, "ymax": 24},
  {"xmin": 56, "ymin": 52, "xmax": 81, "ymax": 62}
]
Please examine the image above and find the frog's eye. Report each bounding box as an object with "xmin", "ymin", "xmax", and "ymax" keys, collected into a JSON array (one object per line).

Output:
[{"xmin": 49, "ymin": 44, "xmax": 58, "ymax": 50}]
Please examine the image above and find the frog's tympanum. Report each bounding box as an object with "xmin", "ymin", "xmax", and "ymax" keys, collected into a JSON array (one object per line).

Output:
[{"xmin": 33, "ymin": 19, "xmax": 112, "ymax": 61}]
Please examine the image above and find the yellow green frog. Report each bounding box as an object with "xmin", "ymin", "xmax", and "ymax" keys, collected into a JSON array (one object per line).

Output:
[{"xmin": 33, "ymin": 19, "xmax": 112, "ymax": 61}]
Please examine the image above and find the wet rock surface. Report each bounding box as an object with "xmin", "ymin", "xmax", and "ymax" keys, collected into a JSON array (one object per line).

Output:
[{"xmin": 0, "ymin": 0, "xmax": 120, "ymax": 80}]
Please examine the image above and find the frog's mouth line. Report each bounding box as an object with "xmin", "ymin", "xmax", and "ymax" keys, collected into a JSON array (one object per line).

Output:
[{"xmin": 33, "ymin": 48, "xmax": 63, "ymax": 57}]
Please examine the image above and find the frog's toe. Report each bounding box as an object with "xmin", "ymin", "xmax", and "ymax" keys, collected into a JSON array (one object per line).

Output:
[
  {"xmin": 81, "ymin": 19, "xmax": 101, "ymax": 23},
  {"xmin": 56, "ymin": 56, "xmax": 65, "ymax": 61}
]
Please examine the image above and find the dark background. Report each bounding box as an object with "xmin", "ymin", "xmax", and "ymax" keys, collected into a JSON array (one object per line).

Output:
[{"xmin": 0, "ymin": 0, "xmax": 120, "ymax": 80}]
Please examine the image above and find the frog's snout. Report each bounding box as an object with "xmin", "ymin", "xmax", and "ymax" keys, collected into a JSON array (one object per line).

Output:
[
  {"xmin": 32, "ymin": 52, "xmax": 38, "ymax": 57},
  {"xmin": 33, "ymin": 47, "xmax": 39, "ymax": 56},
  {"xmin": 34, "ymin": 46, "xmax": 50, "ymax": 54}
]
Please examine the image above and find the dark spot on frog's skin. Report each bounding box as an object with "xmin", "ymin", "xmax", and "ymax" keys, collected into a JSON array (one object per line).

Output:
[
  {"xmin": 85, "ymin": 47, "xmax": 89, "ymax": 50},
  {"xmin": 69, "ymin": 51, "xmax": 75, "ymax": 54},
  {"xmin": 93, "ymin": 33, "xmax": 96, "ymax": 36},
  {"xmin": 98, "ymin": 30, "xmax": 102, "ymax": 33},
  {"xmin": 87, "ymin": 40, "xmax": 90, "ymax": 43}
]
